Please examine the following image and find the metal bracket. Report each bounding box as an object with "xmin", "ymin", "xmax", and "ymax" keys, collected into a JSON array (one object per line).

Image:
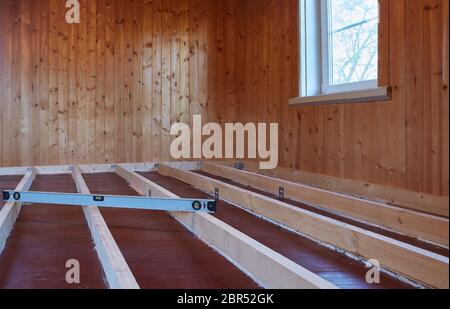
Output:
[
  {"xmin": 278, "ymin": 187, "xmax": 285, "ymax": 199},
  {"xmin": 2, "ymin": 190, "xmax": 217, "ymax": 213},
  {"xmin": 214, "ymin": 188, "xmax": 220, "ymax": 201},
  {"xmin": 234, "ymin": 161, "xmax": 245, "ymax": 170}
]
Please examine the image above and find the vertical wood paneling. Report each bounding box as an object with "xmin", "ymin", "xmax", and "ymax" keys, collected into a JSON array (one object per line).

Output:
[
  {"xmin": 423, "ymin": 0, "xmax": 443, "ymax": 194},
  {"xmin": 104, "ymin": 0, "xmax": 115, "ymax": 163},
  {"xmin": 12, "ymin": 1, "xmax": 21, "ymax": 166},
  {"xmin": 405, "ymin": 0, "xmax": 423, "ymax": 192},
  {"xmin": 67, "ymin": 6, "xmax": 77, "ymax": 162},
  {"xmin": 57, "ymin": 0, "xmax": 68, "ymax": 164},
  {"xmin": 0, "ymin": 0, "xmax": 448, "ymax": 196},
  {"xmin": 213, "ymin": 0, "xmax": 448, "ymax": 196},
  {"xmin": 131, "ymin": 0, "xmax": 144, "ymax": 161},
  {"xmin": 141, "ymin": 0, "xmax": 153, "ymax": 162},
  {"xmin": 442, "ymin": 0, "xmax": 449, "ymax": 196},
  {"xmin": 161, "ymin": 0, "xmax": 172, "ymax": 161},
  {"xmin": 39, "ymin": 0, "xmax": 49, "ymax": 165},
  {"xmin": 95, "ymin": 0, "xmax": 106, "ymax": 163},
  {"xmin": 114, "ymin": 0, "xmax": 125, "ymax": 163},
  {"xmin": 206, "ymin": 0, "xmax": 217, "ymax": 123},
  {"xmin": 48, "ymin": 0, "xmax": 58, "ymax": 164},
  {"xmin": 0, "ymin": 0, "xmax": 5, "ymax": 167},
  {"xmin": 31, "ymin": 0, "xmax": 40, "ymax": 165},
  {"xmin": 20, "ymin": 0, "xmax": 32, "ymax": 165},
  {"xmin": 86, "ymin": 0, "xmax": 97, "ymax": 164},
  {"xmin": 151, "ymin": 0, "xmax": 162, "ymax": 161},
  {"xmin": 76, "ymin": 0, "xmax": 88, "ymax": 163}
]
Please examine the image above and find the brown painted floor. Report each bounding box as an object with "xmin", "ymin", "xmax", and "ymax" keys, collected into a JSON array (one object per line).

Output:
[
  {"xmin": 82, "ymin": 173, "xmax": 259, "ymax": 289},
  {"xmin": 196, "ymin": 171, "xmax": 449, "ymax": 258},
  {"xmin": 0, "ymin": 175, "xmax": 23, "ymax": 210},
  {"xmin": 140, "ymin": 171, "xmax": 414, "ymax": 289},
  {"xmin": 0, "ymin": 174, "xmax": 106, "ymax": 289}
]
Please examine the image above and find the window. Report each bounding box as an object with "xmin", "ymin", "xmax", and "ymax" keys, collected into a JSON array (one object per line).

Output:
[{"xmin": 300, "ymin": 0, "xmax": 380, "ymax": 97}]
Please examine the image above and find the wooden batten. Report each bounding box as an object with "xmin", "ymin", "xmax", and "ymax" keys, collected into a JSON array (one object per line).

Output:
[
  {"xmin": 115, "ymin": 164, "xmax": 338, "ymax": 289},
  {"xmin": 71, "ymin": 166, "xmax": 139, "ymax": 289},
  {"xmin": 201, "ymin": 162, "xmax": 449, "ymax": 247},
  {"xmin": 0, "ymin": 169, "xmax": 36, "ymax": 254},
  {"xmin": 213, "ymin": 160, "xmax": 449, "ymax": 218},
  {"xmin": 159, "ymin": 163, "xmax": 449, "ymax": 289}
]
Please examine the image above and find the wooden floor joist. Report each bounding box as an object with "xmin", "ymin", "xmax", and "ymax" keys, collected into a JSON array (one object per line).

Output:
[
  {"xmin": 201, "ymin": 162, "xmax": 449, "ymax": 247},
  {"xmin": 216, "ymin": 161, "xmax": 449, "ymax": 218},
  {"xmin": 0, "ymin": 169, "xmax": 36, "ymax": 254},
  {"xmin": 71, "ymin": 166, "xmax": 140, "ymax": 289},
  {"xmin": 159, "ymin": 163, "xmax": 449, "ymax": 289},
  {"xmin": 115, "ymin": 164, "xmax": 338, "ymax": 289}
]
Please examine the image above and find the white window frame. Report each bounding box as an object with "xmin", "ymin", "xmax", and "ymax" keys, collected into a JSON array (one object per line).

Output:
[
  {"xmin": 300, "ymin": 0, "xmax": 379, "ymax": 97},
  {"xmin": 320, "ymin": 0, "xmax": 378, "ymax": 94}
]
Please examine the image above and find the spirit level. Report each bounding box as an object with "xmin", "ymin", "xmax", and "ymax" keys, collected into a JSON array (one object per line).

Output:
[{"xmin": 2, "ymin": 190, "xmax": 217, "ymax": 213}]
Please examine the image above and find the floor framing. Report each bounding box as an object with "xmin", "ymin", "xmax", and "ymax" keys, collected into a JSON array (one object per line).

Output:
[{"xmin": 0, "ymin": 161, "xmax": 448, "ymax": 289}]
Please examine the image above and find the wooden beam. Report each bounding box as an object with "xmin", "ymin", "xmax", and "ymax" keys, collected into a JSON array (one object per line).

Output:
[
  {"xmin": 202, "ymin": 162, "xmax": 449, "ymax": 247},
  {"xmin": 0, "ymin": 162, "xmax": 159, "ymax": 176},
  {"xmin": 115, "ymin": 165, "xmax": 337, "ymax": 289},
  {"xmin": 213, "ymin": 160, "xmax": 449, "ymax": 218},
  {"xmin": 71, "ymin": 166, "xmax": 139, "ymax": 289},
  {"xmin": 159, "ymin": 164, "xmax": 449, "ymax": 289},
  {"xmin": 0, "ymin": 169, "xmax": 36, "ymax": 254}
]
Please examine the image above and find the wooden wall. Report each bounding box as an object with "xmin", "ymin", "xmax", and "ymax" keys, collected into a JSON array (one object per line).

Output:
[
  {"xmin": 0, "ymin": 0, "xmax": 219, "ymax": 166},
  {"xmin": 0, "ymin": 0, "xmax": 448, "ymax": 196},
  {"xmin": 212, "ymin": 0, "xmax": 449, "ymax": 196}
]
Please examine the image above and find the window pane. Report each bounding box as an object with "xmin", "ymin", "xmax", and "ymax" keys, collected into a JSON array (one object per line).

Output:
[{"xmin": 328, "ymin": 0, "xmax": 378, "ymax": 85}]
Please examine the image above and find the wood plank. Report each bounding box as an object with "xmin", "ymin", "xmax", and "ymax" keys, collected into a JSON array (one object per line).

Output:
[
  {"xmin": 405, "ymin": 0, "xmax": 424, "ymax": 192},
  {"xmin": 180, "ymin": 0, "xmax": 190, "ymax": 124},
  {"xmin": 30, "ymin": 0, "xmax": 40, "ymax": 165},
  {"xmin": 160, "ymin": 0, "xmax": 171, "ymax": 161},
  {"xmin": 95, "ymin": 0, "xmax": 106, "ymax": 164},
  {"xmin": 423, "ymin": 0, "xmax": 443, "ymax": 195},
  {"xmin": 48, "ymin": 0, "xmax": 59, "ymax": 165},
  {"xmin": 220, "ymin": 160, "xmax": 449, "ymax": 217},
  {"xmin": 57, "ymin": 0, "xmax": 68, "ymax": 165},
  {"xmin": 442, "ymin": 0, "xmax": 449, "ymax": 196},
  {"xmin": 71, "ymin": 165, "xmax": 139, "ymax": 289},
  {"xmin": 0, "ymin": 169, "xmax": 36, "ymax": 254},
  {"xmin": 141, "ymin": 0, "xmax": 153, "ymax": 162},
  {"xmin": 189, "ymin": 0, "xmax": 200, "ymax": 121},
  {"xmin": 0, "ymin": 0, "xmax": 5, "ymax": 167},
  {"xmin": 39, "ymin": 0, "xmax": 49, "ymax": 166},
  {"xmin": 202, "ymin": 162, "xmax": 449, "ymax": 247},
  {"xmin": 123, "ymin": 0, "xmax": 134, "ymax": 163},
  {"xmin": 115, "ymin": 164, "xmax": 338, "ymax": 289},
  {"xmin": 86, "ymin": 0, "xmax": 97, "ymax": 164},
  {"xmin": 67, "ymin": 11, "xmax": 77, "ymax": 163},
  {"xmin": 1, "ymin": 0, "xmax": 13, "ymax": 167},
  {"xmin": 104, "ymin": 0, "xmax": 115, "ymax": 163},
  {"xmin": 114, "ymin": 0, "xmax": 125, "ymax": 163},
  {"xmin": 76, "ymin": 0, "xmax": 88, "ymax": 164},
  {"xmin": 169, "ymin": 0, "xmax": 181, "ymax": 148},
  {"xmin": 20, "ymin": 0, "xmax": 32, "ymax": 166},
  {"xmin": 151, "ymin": 0, "xmax": 163, "ymax": 162},
  {"xmin": 0, "ymin": 162, "xmax": 158, "ymax": 176},
  {"xmin": 159, "ymin": 163, "xmax": 449, "ymax": 288}
]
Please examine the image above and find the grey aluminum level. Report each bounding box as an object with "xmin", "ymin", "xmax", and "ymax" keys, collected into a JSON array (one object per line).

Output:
[{"xmin": 2, "ymin": 190, "xmax": 217, "ymax": 213}]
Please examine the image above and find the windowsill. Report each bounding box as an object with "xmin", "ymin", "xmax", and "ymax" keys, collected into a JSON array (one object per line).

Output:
[{"xmin": 289, "ymin": 86, "xmax": 392, "ymax": 107}]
